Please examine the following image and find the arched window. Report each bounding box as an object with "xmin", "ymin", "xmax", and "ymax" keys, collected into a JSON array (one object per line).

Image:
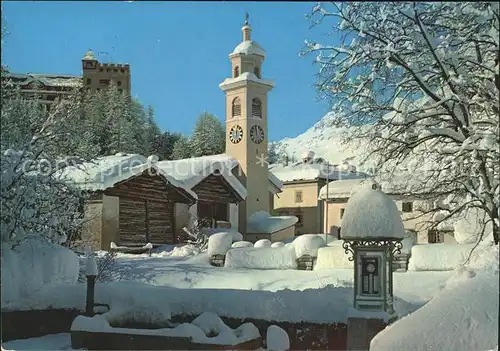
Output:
[
  {"xmin": 233, "ymin": 66, "xmax": 240, "ymax": 78},
  {"xmin": 252, "ymin": 98, "xmax": 262, "ymax": 118},
  {"xmin": 232, "ymin": 97, "xmax": 241, "ymax": 118},
  {"xmin": 254, "ymin": 66, "xmax": 261, "ymax": 78}
]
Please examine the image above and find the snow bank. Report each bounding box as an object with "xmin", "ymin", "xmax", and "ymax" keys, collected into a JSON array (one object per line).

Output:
[
  {"xmin": 254, "ymin": 239, "xmax": 272, "ymax": 248},
  {"xmin": 371, "ymin": 246, "xmax": 499, "ymax": 351},
  {"xmin": 315, "ymin": 245, "xmax": 354, "ymax": 270},
  {"xmin": 247, "ymin": 211, "xmax": 298, "ymax": 234},
  {"xmin": 208, "ymin": 232, "xmax": 233, "ymax": 256},
  {"xmin": 408, "ymin": 244, "xmax": 474, "ymax": 271},
  {"xmin": 232, "ymin": 241, "xmax": 254, "ymax": 249},
  {"xmin": 1, "ymin": 333, "xmax": 72, "ymax": 351},
  {"xmin": 266, "ymin": 325, "xmax": 290, "ymax": 351},
  {"xmin": 224, "ymin": 247, "xmax": 297, "ymax": 270},
  {"xmin": 293, "ymin": 234, "xmax": 326, "ymax": 257},
  {"xmin": 1, "ymin": 238, "xmax": 79, "ymax": 308},
  {"xmin": 205, "ymin": 228, "xmax": 244, "ymax": 242},
  {"xmin": 271, "ymin": 242, "xmax": 285, "ymax": 248}
]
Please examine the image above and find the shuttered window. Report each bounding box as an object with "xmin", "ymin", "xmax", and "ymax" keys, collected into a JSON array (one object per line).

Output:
[
  {"xmin": 252, "ymin": 98, "xmax": 262, "ymax": 118},
  {"xmin": 232, "ymin": 97, "xmax": 241, "ymax": 118}
]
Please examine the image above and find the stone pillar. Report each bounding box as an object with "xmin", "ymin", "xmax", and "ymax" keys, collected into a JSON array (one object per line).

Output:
[{"xmin": 346, "ymin": 317, "xmax": 387, "ymax": 351}]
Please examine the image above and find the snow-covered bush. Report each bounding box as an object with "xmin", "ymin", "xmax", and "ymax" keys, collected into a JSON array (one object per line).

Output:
[
  {"xmin": 408, "ymin": 244, "xmax": 475, "ymax": 271},
  {"xmin": 1, "ymin": 237, "xmax": 79, "ymax": 307},
  {"xmin": 454, "ymin": 208, "xmax": 494, "ymax": 244},
  {"xmin": 293, "ymin": 234, "xmax": 326, "ymax": 257},
  {"xmin": 224, "ymin": 247, "xmax": 297, "ymax": 270},
  {"xmin": 271, "ymin": 242, "xmax": 285, "ymax": 248},
  {"xmin": 254, "ymin": 239, "xmax": 272, "ymax": 248},
  {"xmin": 231, "ymin": 241, "xmax": 254, "ymax": 249},
  {"xmin": 207, "ymin": 232, "xmax": 233, "ymax": 256},
  {"xmin": 315, "ymin": 245, "xmax": 354, "ymax": 270},
  {"xmin": 182, "ymin": 215, "xmax": 211, "ymax": 251}
]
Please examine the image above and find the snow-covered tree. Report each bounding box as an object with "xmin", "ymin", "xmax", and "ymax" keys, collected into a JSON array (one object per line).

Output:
[
  {"xmin": 1, "ymin": 93, "xmax": 89, "ymax": 245},
  {"xmin": 151, "ymin": 131, "xmax": 182, "ymax": 160},
  {"xmin": 303, "ymin": 2, "xmax": 499, "ymax": 244},
  {"xmin": 171, "ymin": 135, "xmax": 193, "ymax": 160},
  {"xmin": 190, "ymin": 112, "xmax": 225, "ymax": 157}
]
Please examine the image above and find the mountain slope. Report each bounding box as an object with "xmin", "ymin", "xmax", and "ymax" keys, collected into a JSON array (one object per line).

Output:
[{"xmin": 272, "ymin": 112, "xmax": 366, "ymax": 166}]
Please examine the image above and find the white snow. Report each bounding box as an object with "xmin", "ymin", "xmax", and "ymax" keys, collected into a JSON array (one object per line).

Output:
[
  {"xmin": 271, "ymin": 242, "xmax": 285, "ymax": 248},
  {"xmin": 1, "ymin": 238, "xmax": 79, "ymax": 308},
  {"xmin": 71, "ymin": 312, "xmax": 260, "ymax": 346},
  {"xmin": 270, "ymin": 162, "xmax": 365, "ymax": 183},
  {"xmin": 408, "ymin": 244, "xmax": 475, "ymax": 271},
  {"xmin": 207, "ymin": 232, "xmax": 233, "ymax": 256},
  {"xmin": 315, "ymin": 245, "xmax": 354, "ymax": 270},
  {"xmin": 266, "ymin": 325, "xmax": 290, "ymax": 351},
  {"xmin": 292, "ymin": 234, "xmax": 326, "ymax": 257},
  {"xmin": 85, "ymin": 254, "xmax": 98, "ymax": 276},
  {"xmin": 453, "ymin": 207, "xmax": 493, "ymax": 244},
  {"xmin": 219, "ymin": 72, "xmax": 275, "ymax": 89},
  {"xmin": 371, "ymin": 245, "xmax": 499, "ymax": 351},
  {"xmin": 231, "ymin": 241, "xmax": 254, "ymax": 249},
  {"xmin": 247, "ymin": 211, "xmax": 298, "ymax": 234},
  {"xmin": 254, "ymin": 239, "xmax": 272, "ymax": 248},
  {"xmin": 224, "ymin": 247, "xmax": 297, "ymax": 270},
  {"xmin": 341, "ymin": 179, "xmax": 405, "ymax": 239},
  {"xmin": 347, "ymin": 307, "xmax": 390, "ymax": 323},
  {"xmin": 205, "ymin": 228, "xmax": 244, "ymax": 243},
  {"xmin": 318, "ymin": 178, "xmax": 366, "ymax": 199},
  {"xmin": 231, "ymin": 40, "xmax": 266, "ymax": 57},
  {"xmin": 1, "ymin": 333, "xmax": 73, "ymax": 350}
]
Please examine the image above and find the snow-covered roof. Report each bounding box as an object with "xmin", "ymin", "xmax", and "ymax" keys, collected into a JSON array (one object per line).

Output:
[
  {"xmin": 82, "ymin": 49, "xmax": 96, "ymax": 61},
  {"xmin": 247, "ymin": 211, "xmax": 298, "ymax": 234},
  {"xmin": 271, "ymin": 162, "xmax": 366, "ymax": 184},
  {"xmin": 156, "ymin": 155, "xmax": 247, "ymax": 200},
  {"xmin": 219, "ymin": 72, "xmax": 274, "ymax": 90},
  {"xmin": 318, "ymin": 178, "xmax": 367, "ymax": 199},
  {"xmin": 59, "ymin": 153, "xmax": 197, "ymax": 201},
  {"xmin": 230, "ymin": 40, "xmax": 266, "ymax": 58},
  {"xmin": 156, "ymin": 154, "xmax": 282, "ymax": 195},
  {"xmin": 341, "ymin": 179, "xmax": 405, "ymax": 240},
  {"xmin": 5, "ymin": 72, "xmax": 82, "ymax": 88}
]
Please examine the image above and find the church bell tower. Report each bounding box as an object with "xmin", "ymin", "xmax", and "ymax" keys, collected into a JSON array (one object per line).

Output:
[{"xmin": 219, "ymin": 14, "xmax": 275, "ymax": 234}]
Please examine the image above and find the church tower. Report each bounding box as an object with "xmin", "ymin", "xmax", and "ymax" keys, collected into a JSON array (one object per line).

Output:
[{"xmin": 219, "ymin": 14, "xmax": 275, "ymax": 233}]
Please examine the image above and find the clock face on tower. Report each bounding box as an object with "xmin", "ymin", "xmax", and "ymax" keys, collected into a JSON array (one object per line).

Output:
[
  {"xmin": 229, "ymin": 125, "xmax": 243, "ymax": 144},
  {"xmin": 250, "ymin": 125, "xmax": 265, "ymax": 144}
]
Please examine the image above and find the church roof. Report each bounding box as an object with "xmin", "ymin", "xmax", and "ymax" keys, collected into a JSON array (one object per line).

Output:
[{"xmin": 230, "ymin": 40, "xmax": 266, "ymax": 58}]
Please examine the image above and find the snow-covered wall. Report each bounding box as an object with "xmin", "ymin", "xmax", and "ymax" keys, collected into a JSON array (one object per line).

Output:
[
  {"xmin": 1, "ymin": 238, "xmax": 80, "ymax": 310},
  {"xmin": 408, "ymin": 244, "xmax": 475, "ymax": 271}
]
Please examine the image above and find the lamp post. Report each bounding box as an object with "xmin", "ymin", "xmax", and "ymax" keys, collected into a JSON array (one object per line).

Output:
[
  {"xmin": 340, "ymin": 180, "xmax": 404, "ymax": 350},
  {"xmin": 85, "ymin": 252, "xmax": 98, "ymax": 317}
]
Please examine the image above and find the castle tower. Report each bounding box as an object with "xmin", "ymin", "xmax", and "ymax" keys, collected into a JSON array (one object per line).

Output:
[
  {"xmin": 81, "ymin": 49, "xmax": 131, "ymax": 94},
  {"xmin": 219, "ymin": 14, "xmax": 275, "ymax": 234}
]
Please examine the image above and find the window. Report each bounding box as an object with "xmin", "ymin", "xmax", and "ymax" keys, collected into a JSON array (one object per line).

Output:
[
  {"xmin": 340, "ymin": 208, "xmax": 345, "ymax": 219},
  {"xmin": 86, "ymin": 78, "xmax": 91, "ymax": 85},
  {"xmin": 252, "ymin": 98, "xmax": 262, "ymax": 118},
  {"xmin": 120, "ymin": 68, "xmax": 125, "ymax": 73},
  {"xmin": 402, "ymin": 202, "xmax": 413, "ymax": 213},
  {"xmin": 99, "ymin": 79, "xmax": 110, "ymax": 86},
  {"xmin": 254, "ymin": 66, "xmax": 261, "ymax": 78},
  {"xmin": 232, "ymin": 97, "xmax": 241, "ymax": 118},
  {"xmin": 233, "ymin": 66, "xmax": 240, "ymax": 78},
  {"xmin": 295, "ymin": 190, "xmax": 303, "ymax": 203},
  {"xmin": 117, "ymin": 81, "xmax": 122, "ymax": 86},
  {"xmin": 428, "ymin": 230, "xmax": 444, "ymax": 244}
]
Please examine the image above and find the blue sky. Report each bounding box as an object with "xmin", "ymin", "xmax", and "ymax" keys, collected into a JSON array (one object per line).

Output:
[{"xmin": 2, "ymin": 1, "xmax": 335, "ymax": 141}]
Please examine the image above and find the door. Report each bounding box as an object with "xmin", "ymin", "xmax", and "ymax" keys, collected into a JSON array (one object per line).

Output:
[{"xmin": 119, "ymin": 197, "xmax": 147, "ymax": 245}]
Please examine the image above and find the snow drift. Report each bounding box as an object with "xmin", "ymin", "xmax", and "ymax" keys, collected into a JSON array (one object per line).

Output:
[
  {"xmin": 224, "ymin": 247, "xmax": 297, "ymax": 270},
  {"xmin": 1, "ymin": 238, "xmax": 79, "ymax": 309},
  {"xmin": 408, "ymin": 244, "xmax": 475, "ymax": 271}
]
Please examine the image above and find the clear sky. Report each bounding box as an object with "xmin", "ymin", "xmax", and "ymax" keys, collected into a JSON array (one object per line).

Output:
[{"xmin": 2, "ymin": 1, "xmax": 335, "ymax": 141}]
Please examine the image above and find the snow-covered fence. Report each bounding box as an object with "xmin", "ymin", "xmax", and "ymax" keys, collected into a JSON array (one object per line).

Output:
[
  {"xmin": 224, "ymin": 247, "xmax": 297, "ymax": 270},
  {"xmin": 1, "ymin": 238, "xmax": 79, "ymax": 309},
  {"xmin": 407, "ymin": 244, "xmax": 475, "ymax": 271}
]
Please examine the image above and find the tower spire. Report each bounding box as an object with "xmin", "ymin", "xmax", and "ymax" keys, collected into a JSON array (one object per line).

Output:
[{"xmin": 242, "ymin": 12, "xmax": 251, "ymax": 41}]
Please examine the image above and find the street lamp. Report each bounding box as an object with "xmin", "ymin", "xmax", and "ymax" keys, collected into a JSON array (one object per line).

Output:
[{"xmin": 341, "ymin": 179, "xmax": 404, "ymax": 322}]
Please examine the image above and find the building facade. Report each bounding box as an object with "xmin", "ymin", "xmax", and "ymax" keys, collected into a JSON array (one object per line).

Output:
[{"xmin": 2, "ymin": 49, "xmax": 131, "ymax": 107}]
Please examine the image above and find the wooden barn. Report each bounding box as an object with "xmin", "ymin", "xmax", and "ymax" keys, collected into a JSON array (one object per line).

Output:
[{"xmin": 62, "ymin": 154, "xmax": 196, "ymax": 250}]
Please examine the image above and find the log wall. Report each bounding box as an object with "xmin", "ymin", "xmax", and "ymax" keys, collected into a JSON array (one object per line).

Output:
[{"xmin": 192, "ymin": 173, "xmax": 242, "ymax": 203}]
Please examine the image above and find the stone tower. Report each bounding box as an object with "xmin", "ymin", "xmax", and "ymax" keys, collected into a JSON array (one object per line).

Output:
[
  {"xmin": 81, "ymin": 49, "xmax": 131, "ymax": 94},
  {"xmin": 219, "ymin": 14, "xmax": 275, "ymax": 233}
]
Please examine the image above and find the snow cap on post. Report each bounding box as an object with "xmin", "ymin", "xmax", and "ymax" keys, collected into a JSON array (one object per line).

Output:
[
  {"xmin": 341, "ymin": 178, "xmax": 405, "ymax": 240},
  {"xmin": 86, "ymin": 253, "xmax": 98, "ymax": 277}
]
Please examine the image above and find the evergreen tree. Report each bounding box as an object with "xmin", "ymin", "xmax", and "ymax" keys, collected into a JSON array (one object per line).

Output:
[
  {"xmin": 171, "ymin": 135, "xmax": 193, "ymax": 160},
  {"xmin": 152, "ymin": 131, "xmax": 182, "ymax": 160},
  {"xmin": 189, "ymin": 112, "xmax": 225, "ymax": 157}
]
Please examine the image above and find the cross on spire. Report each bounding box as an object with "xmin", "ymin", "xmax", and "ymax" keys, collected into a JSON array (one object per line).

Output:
[{"xmin": 244, "ymin": 12, "xmax": 249, "ymax": 25}]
